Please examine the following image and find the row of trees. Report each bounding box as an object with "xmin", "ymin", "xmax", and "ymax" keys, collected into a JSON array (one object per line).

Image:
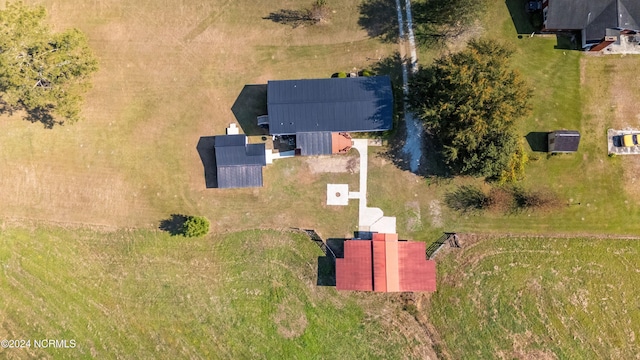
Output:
[
  {"xmin": 0, "ymin": 2, "xmax": 97, "ymax": 126},
  {"xmin": 409, "ymin": 39, "xmax": 531, "ymax": 181}
]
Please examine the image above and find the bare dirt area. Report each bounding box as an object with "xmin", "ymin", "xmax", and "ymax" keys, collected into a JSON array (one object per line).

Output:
[
  {"xmin": 355, "ymin": 292, "xmax": 440, "ymax": 360},
  {"xmin": 273, "ymin": 294, "xmax": 308, "ymax": 339},
  {"xmin": 305, "ymin": 155, "xmax": 360, "ymax": 174}
]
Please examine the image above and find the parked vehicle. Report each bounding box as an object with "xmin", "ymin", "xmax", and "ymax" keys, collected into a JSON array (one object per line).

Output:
[{"xmin": 622, "ymin": 133, "xmax": 639, "ymax": 147}]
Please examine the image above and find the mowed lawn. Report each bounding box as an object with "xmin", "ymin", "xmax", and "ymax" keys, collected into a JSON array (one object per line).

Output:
[
  {"xmin": 0, "ymin": 0, "xmax": 396, "ymax": 237},
  {"xmin": 428, "ymin": 236, "xmax": 640, "ymax": 359},
  {"xmin": 0, "ymin": 226, "xmax": 433, "ymax": 359}
]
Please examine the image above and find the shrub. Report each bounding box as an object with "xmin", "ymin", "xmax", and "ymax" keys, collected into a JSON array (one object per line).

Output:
[
  {"xmin": 337, "ymin": 72, "xmax": 347, "ymax": 78},
  {"xmin": 183, "ymin": 216, "xmax": 210, "ymax": 237},
  {"xmin": 444, "ymin": 185, "xmax": 488, "ymax": 212},
  {"xmin": 360, "ymin": 69, "xmax": 373, "ymax": 77},
  {"xmin": 487, "ymin": 187, "xmax": 513, "ymax": 213},
  {"xmin": 497, "ymin": 139, "xmax": 528, "ymax": 185},
  {"xmin": 510, "ymin": 186, "xmax": 561, "ymax": 212},
  {"xmin": 308, "ymin": 0, "xmax": 330, "ymax": 23}
]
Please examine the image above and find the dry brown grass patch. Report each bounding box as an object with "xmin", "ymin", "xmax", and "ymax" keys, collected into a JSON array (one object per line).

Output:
[{"xmin": 273, "ymin": 294, "xmax": 308, "ymax": 339}]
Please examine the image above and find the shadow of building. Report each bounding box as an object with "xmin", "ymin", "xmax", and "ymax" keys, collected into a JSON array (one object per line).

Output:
[
  {"xmin": 231, "ymin": 84, "xmax": 269, "ymax": 136},
  {"xmin": 196, "ymin": 136, "xmax": 218, "ymax": 188},
  {"xmin": 525, "ymin": 132, "xmax": 549, "ymax": 152}
]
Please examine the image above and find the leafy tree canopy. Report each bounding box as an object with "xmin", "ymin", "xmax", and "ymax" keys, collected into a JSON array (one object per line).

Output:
[
  {"xmin": 0, "ymin": 2, "xmax": 98, "ymax": 126},
  {"xmin": 409, "ymin": 39, "xmax": 531, "ymax": 178}
]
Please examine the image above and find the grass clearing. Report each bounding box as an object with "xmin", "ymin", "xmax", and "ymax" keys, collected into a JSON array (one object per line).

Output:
[
  {"xmin": 0, "ymin": 226, "xmax": 436, "ymax": 359},
  {"xmin": 428, "ymin": 235, "xmax": 640, "ymax": 359}
]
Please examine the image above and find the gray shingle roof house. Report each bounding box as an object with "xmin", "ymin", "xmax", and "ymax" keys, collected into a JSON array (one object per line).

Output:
[
  {"xmin": 548, "ymin": 130, "xmax": 580, "ymax": 153},
  {"xmin": 264, "ymin": 76, "xmax": 394, "ymax": 135},
  {"xmin": 543, "ymin": 0, "xmax": 640, "ymax": 49},
  {"xmin": 214, "ymin": 134, "xmax": 266, "ymax": 188}
]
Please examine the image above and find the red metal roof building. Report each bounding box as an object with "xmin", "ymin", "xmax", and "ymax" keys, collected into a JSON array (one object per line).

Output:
[{"xmin": 335, "ymin": 233, "xmax": 436, "ymax": 292}]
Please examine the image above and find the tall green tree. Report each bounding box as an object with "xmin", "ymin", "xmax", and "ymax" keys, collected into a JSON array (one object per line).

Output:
[
  {"xmin": 0, "ymin": 2, "xmax": 98, "ymax": 126},
  {"xmin": 409, "ymin": 39, "xmax": 531, "ymax": 179}
]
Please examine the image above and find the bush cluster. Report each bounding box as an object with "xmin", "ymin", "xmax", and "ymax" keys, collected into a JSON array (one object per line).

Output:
[{"xmin": 445, "ymin": 185, "xmax": 562, "ymax": 213}]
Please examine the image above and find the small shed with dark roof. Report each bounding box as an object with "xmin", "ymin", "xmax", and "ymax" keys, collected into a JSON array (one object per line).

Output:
[
  {"xmin": 548, "ymin": 130, "xmax": 581, "ymax": 153},
  {"xmin": 264, "ymin": 76, "xmax": 394, "ymax": 135},
  {"xmin": 214, "ymin": 134, "xmax": 266, "ymax": 188}
]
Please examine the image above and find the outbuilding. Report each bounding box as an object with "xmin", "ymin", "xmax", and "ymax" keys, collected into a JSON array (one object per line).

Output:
[
  {"xmin": 548, "ymin": 130, "xmax": 580, "ymax": 153},
  {"xmin": 336, "ymin": 233, "xmax": 436, "ymax": 292}
]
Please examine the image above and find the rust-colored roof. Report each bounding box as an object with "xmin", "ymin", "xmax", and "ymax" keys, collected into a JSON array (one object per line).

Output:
[
  {"xmin": 372, "ymin": 240, "xmax": 387, "ymax": 292},
  {"xmin": 336, "ymin": 233, "xmax": 436, "ymax": 292},
  {"xmin": 331, "ymin": 132, "xmax": 353, "ymax": 154},
  {"xmin": 398, "ymin": 242, "xmax": 436, "ymax": 292},
  {"xmin": 336, "ymin": 241, "xmax": 373, "ymax": 291},
  {"xmin": 589, "ymin": 40, "xmax": 614, "ymax": 52}
]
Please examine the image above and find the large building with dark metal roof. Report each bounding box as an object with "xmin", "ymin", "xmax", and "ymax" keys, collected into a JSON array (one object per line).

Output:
[
  {"xmin": 214, "ymin": 134, "xmax": 266, "ymax": 188},
  {"xmin": 264, "ymin": 76, "xmax": 394, "ymax": 135}
]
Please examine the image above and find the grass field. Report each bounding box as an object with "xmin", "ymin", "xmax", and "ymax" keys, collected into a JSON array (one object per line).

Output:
[
  {"xmin": 2, "ymin": 0, "xmax": 640, "ymax": 358},
  {"xmin": 428, "ymin": 235, "xmax": 640, "ymax": 359},
  {"xmin": 0, "ymin": 226, "xmax": 437, "ymax": 359}
]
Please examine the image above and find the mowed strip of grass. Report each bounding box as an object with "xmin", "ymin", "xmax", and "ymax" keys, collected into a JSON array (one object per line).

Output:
[
  {"xmin": 428, "ymin": 236, "xmax": 640, "ymax": 359},
  {"xmin": 0, "ymin": 226, "xmax": 429, "ymax": 359}
]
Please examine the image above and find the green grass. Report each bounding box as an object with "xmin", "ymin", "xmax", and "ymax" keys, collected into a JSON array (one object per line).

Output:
[
  {"xmin": 0, "ymin": 226, "xmax": 427, "ymax": 359},
  {"xmin": 428, "ymin": 0, "xmax": 640, "ymax": 235},
  {"xmin": 429, "ymin": 236, "xmax": 640, "ymax": 358}
]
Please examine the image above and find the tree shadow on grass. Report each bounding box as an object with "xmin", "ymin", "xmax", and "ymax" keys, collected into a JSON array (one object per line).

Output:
[
  {"xmin": 159, "ymin": 214, "xmax": 187, "ymax": 236},
  {"xmin": 525, "ymin": 132, "xmax": 549, "ymax": 152},
  {"xmin": 231, "ymin": 84, "xmax": 269, "ymax": 136},
  {"xmin": 25, "ymin": 105, "xmax": 62, "ymax": 129},
  {"xmin": 196, "ymin": 136, "xmax": 218, "ymax": 188},
  {"xmin": 358, "ymin": 0, "xmax": 400, "ymax": 43},
  {"xmin": 0, "ymin": 100, "xmax": 61, "ymax": 128},
  {"xmin": 263, "ymin": 9, "xmax": 315, "ymax": 28}
]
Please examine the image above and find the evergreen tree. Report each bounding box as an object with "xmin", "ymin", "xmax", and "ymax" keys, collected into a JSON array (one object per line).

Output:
[{"xmin": 409, "ymin": 39, "xmax": 531, "ymax": 178}]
